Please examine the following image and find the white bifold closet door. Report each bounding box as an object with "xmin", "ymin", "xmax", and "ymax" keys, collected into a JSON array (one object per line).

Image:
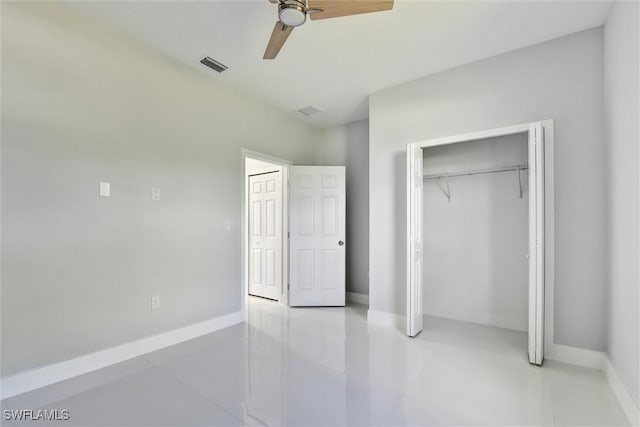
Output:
[
  {"xmin": 528, "ymin": 122, "xmax": 545, "ymax": 365},
  {"xmin": 407, "ymin": 144, "xmax": 424, "ymax": 337},
  {"xmin": 249, "ymin": 171, "xmax": 282, "ymax": 301},
  {"xmin": 406, "ymin": 121, "xmax": 546, "ymax": 365},
  {"xmin": 289, "ymin": 166, "xmax": 346, "ymax": 307}
]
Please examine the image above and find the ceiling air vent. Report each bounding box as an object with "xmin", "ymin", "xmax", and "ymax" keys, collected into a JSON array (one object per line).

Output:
[
  {"xmin": 200, "ymin": 57, "xmax": 228, "ymax": 73},
  {"xmin": 297, "ymin": 105, "xmax": 322, "ymax": 116}
]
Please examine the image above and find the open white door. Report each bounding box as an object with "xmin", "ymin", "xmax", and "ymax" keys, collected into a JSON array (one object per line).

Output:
[
  {"xmin": 289, "ymin": 166, "xmax": 346, "ymax": 306},
  {"xmin": 528, "ymin": 122, "xmax": 545, "ymax": 365},
  {"xmin": 249, "ymin": 171, "xmax": 283, "ymax": 301},
  {"xmin": 406, "ymin": 144, "xmax": 423, "ymax": 337}
]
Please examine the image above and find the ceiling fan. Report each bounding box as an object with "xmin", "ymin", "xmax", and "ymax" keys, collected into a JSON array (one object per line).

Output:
[{"xmin": 263, "ymin": 0, "xmax": 394, "ymax": 59}]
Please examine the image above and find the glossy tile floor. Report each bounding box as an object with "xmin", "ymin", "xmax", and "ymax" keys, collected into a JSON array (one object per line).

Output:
[{"xmin": 2, "ymin": 298, "xmax": 629, "ymax": 426}]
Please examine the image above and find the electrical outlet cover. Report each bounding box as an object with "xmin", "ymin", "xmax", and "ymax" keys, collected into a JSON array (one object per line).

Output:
[
  {"xmin": 99, "ymin": 182, "xmax": 110, "ymax": 197},
  {"xmin": 151, "ymin": 187, "xmax": 161, "ymax": 201}
]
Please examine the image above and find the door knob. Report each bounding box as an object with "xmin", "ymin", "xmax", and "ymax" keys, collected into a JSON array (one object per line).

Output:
[{"xmin": 338, "ymin": 240, "xmax": 344, "ymax": 246}]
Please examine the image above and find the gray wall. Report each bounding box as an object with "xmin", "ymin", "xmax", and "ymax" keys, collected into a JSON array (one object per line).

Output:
[
  {"xmin": 369, "ymin": 28, "xmax": 607, "ymax": 351},
  {"xmin": 317, "ymin": 120, "xmax": 370, "ymax": 296},
  {"xmin": 422, "ymin": 134, "xmax": 529, "ymax": 332},
  {"xmin": 604, "ymin": 1, "xmax": 639, "ymax": 404},
  {"xmin": 1, "ymin": 2, "xmax": 319, "ymax": 376}
]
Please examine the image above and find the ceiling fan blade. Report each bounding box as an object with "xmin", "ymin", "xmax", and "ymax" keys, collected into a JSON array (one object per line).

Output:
[
  {"xmin": 263, "ymin": 21, "xmax": 294, "ymax": 60},
  {"xmin": 308, "ymin": 0, "xmax": 393, "ymax": 20}
]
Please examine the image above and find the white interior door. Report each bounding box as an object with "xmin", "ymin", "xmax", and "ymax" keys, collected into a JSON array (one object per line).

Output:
[
  {"xmin": 249, "ymin": 171, "xmax": 282, "ymax": 301},
  {"xmin": 528, "ymin": 122, "xmax": 545, "ymax": 365},
  {"xmin": 289, "ymin": 166, "xmax": 346, "ymax": 306},
  {"xmin": 407, "ymin": 145, "xmax": 424, "ymax": 336}
]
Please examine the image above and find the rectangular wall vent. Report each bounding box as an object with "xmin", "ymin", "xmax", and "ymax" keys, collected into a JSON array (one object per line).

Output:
[
  {"xmin": 200, "ymin": 57, "xmax": 228, "ymax": 73},
  {"xmin": 297, "ymin": 105, "xmax": 322, "ymax": 116}
]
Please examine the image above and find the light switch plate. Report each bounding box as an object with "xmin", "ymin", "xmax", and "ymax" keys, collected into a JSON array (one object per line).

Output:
[
  {"xmin": 151, "ymin": 296, "xmax": 160, "ymax": 310},
  {"xmin": 99, "ymin": 182, "xmax": 110, "ymax": 197},
  {"xmin": 224, "ymin": 221, "xmax": 231, "ymax": 232},
  {"xmin": 151, "ymin": 187, "xmax": 160, "ymax": 201}
]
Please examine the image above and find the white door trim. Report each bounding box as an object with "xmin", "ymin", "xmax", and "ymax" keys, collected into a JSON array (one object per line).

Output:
[
  {"xmin": 406, "ymin": 120, "xmax": 554, "ymax": 365},
  {"xmin": 241, "ymin": 149, "xmax": 292, "ymax": 315}
]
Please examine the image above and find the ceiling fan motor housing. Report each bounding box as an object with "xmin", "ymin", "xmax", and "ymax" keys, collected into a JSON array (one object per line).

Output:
[{"xmin": 279, "ymin": 0, "xmax": 307, "ymax": 27}]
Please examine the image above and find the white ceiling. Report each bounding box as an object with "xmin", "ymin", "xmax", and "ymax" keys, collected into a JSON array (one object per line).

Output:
[{"xmin": 65, "ymin": 0, "xmax": 612, "ymax": 128}]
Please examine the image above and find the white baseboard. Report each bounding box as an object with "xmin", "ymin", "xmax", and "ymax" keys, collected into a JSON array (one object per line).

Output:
[
  {"xmin": 603, "ymin": 356, "xmax": 640, "ymax": 426},
  {"xmin": 364, "ymin": 312, "xmax": 637, "ymax": 424},
  {"xmin": 0, "ymin": 310, "xmax": 244, "ymax": 400},
  {"xmin": 423, "ymin": 311, "xmax": 527, "ymax": 333},
  {"xmin": 545, "ymin": 343, "xmax": 605, "ymax": 369},
  {"xmin": 346, "ymin": 292, "xmax": 369, "ymax": 305},
  {"xmin": 367, "ymin": 309, "xmax": 405, "ymax": 330},
  {"xmin": 507, "ymin": 342, "xmax": 639, "ymax": 425}
]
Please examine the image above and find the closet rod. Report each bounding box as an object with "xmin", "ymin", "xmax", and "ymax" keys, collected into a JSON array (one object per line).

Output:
[{"xmin": 423, "ymin": 164, "xmax": 528, "ymax": 180}]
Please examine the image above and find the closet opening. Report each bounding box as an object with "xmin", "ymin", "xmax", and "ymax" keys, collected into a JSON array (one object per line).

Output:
[{"xmin": 406, "ymin": 121, "xmax": 554, "ymax": 366}]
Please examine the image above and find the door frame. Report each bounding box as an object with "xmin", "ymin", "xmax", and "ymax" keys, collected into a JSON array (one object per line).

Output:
[
  {"xmin": 241, "ymin": 149, "xmax": 291, "ymax": 316},
  {"xmin": 406, "ymin": 120, "xmax": 554, "ymax": 365}
]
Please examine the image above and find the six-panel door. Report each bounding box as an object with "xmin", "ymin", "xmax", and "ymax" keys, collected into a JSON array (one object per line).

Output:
[
  {"xmin": 249, "ymin": 171, "xmax": 283, "ymax": 301},
  {"xmin": 289, "ymin": 166, "xmax": 346, "ymax": 306}
]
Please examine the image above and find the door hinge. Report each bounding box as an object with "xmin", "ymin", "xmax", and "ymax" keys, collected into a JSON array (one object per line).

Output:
[
  {"xmin": 287, "ymin": 232, "xmax": 290, "ymax": 238},
  {"xmin": 287, "ymin": 283, "xmax": 290, "ymax": 290}
]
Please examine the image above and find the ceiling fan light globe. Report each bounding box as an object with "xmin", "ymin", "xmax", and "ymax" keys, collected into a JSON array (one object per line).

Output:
[{"xmin": 279, "ymin": 7, "xmax": 306, "ymax": 27}]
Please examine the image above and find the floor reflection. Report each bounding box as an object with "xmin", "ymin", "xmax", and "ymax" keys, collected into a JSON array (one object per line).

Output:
[{"xmin": 2, "ymin": 297, "xmax": 629, "ymax": 426}]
